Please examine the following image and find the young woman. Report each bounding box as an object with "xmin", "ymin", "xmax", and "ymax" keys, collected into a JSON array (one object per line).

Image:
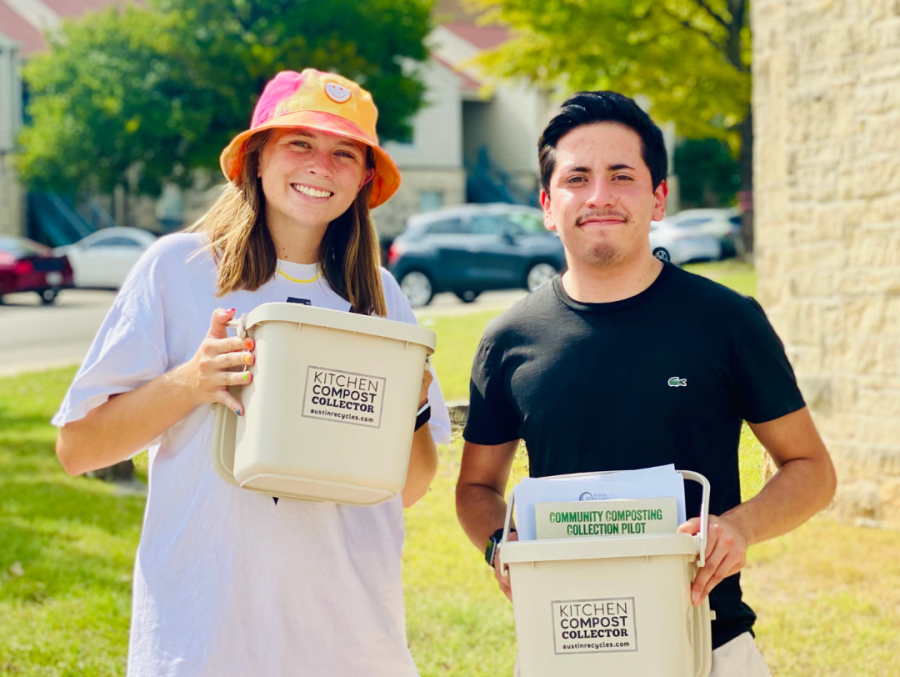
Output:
[{"xmin": 53, "ymin": 69, "xmax": 451, "ymax": 677}]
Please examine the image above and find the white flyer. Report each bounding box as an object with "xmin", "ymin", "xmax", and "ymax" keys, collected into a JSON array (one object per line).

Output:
[{"xmin": 513, "ymin": 465, "xmax": 687, "ymax": 541}]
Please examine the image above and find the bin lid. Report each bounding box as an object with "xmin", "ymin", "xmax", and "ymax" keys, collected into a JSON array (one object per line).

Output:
[
  {"xmin": 244, "ymin": 302, "xmax": 436, "ymax": 351},
  {"xmin": 500, "ymin": 534, "xmax": 699, "ymax": 567}
]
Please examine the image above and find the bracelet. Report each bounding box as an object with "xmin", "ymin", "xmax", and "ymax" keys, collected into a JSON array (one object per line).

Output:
[{"xmin": 414, "ymin": 402, "xmax": 431, "ymax": 432}]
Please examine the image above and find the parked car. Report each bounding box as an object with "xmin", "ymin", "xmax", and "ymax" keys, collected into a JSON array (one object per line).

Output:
[
  {"xmin": 649, "ymin": 219, "xmax": 722, "ymax": 265},
  {"xmin": 54, "ymin": 227, "xmax": 157, "ymax": 289},
  {"xmin": 667, "ymin": 208, "xmax": 741, "ymax": 258},
  {"xmin": 388, "ymin": 204, "xmax": 566, "ymax": 307},
  {"xmin": 0, "ymin": 237, "xmax": 74, "ymax": 304}
]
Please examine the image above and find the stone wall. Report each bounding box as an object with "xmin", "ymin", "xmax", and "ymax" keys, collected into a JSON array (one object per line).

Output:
[
  {"xmin": 0, "ymin": 157, "xmax": 24, "ymax": 237},
  {"xmin": 753, "ymin": 0, "xmax": 900, "ymax": 527}
]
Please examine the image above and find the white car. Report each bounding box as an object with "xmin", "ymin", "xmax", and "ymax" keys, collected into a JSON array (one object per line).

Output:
[
  {"xmin": 649, "ymin": 219, "xmax": 722, "ymax": 266},
  {"xmin": 54, "ymin": 227, "xmax": 157, "ymax": 289},
  {"xmin": 667, "ymin": 208, "xmax": 741, "ymax": 258}
]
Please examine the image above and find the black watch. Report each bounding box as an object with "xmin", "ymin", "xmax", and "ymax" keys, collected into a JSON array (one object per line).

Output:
[
  {"xmin": 414, "ymin": 402, "xmax": 431, "ymax": 431},
  {"xmin": 485, "ymin": 527, "xmax": 515, "ymax": 567}
]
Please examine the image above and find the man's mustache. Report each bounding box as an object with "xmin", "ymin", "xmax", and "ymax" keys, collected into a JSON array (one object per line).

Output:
[{"xmin": 575, "ymin": 210, "xmax": 629, "ymax": 226}]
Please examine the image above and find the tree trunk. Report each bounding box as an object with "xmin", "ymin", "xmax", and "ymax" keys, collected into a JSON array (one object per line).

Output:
[{"xmin": 738, "ymin": 111, "xmax": 754, "ymax": 260}]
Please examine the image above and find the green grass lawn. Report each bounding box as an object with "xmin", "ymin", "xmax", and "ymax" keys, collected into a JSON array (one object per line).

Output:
[{"xmin": 2, "ymin": 262, "xmax": 899, "ymax": 676}]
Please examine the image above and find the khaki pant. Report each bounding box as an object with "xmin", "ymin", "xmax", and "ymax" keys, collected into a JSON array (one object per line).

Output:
[
  {"xmin": 513, "ymin": 632, "xmax": 770, "ymax": 677},
  {"xmin": 709, "ymin": 632, "xmax": 771, "ymax": 677}
]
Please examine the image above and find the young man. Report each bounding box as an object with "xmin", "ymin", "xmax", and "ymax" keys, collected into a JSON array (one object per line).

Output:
[{"xmin": 456, "ymin": 91, "xmax": 836, "ymax": 676}]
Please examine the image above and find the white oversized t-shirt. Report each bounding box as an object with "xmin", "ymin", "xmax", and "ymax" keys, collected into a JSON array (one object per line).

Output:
[{"xmin": 53, "ymin": 233, "xmax": 451, "ymax": 677}]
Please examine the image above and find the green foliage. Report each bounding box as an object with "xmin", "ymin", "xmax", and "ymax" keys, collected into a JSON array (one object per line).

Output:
[
  {"xmin": 16, "ymin": 0, "xmax": 433, "ymax": 196},
  {"xmin": 471, "ymin": 0, "xmax": 750, "ymax": 143},
  {"xmin": 419, "ymin": 310, "xmax": 501, "ymax": 402},
  {"xmin": 675, "ymin": 137, "xmax": 740, "ymax": 208}
]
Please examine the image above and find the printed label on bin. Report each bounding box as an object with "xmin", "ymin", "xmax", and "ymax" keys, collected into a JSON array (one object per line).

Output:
[
  {"xmin": 552, "ymin": 597, "xmax": 637, "ymax": 655},
  {"xmin": 301, "ymin": 366, "xmax": 386, "ymax": 428}
]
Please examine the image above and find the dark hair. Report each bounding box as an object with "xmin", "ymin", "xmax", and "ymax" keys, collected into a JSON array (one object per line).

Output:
[{"xmin": 538, "ymin": 91, "xmax": 668, "ymax": 193}]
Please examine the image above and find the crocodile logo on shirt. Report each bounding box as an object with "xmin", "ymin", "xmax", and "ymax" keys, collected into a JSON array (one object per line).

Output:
[{"xmin": 668, "ymin": 377, "xmax": 687, "ymax": 387}]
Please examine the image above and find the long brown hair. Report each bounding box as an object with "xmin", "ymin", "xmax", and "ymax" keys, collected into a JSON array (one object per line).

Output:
[{"xmin": 191, "ymin": 130, "xmax": 387, "ymax": 316}]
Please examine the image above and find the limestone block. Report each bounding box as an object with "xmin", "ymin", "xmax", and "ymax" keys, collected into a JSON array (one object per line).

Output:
[
  {"xmin": 786, "ymin": 345, "xmax": 825, "ymax": 373},
  {"xmin": 821, "ymin": 299, "xmax": 843, "ymax": 335},
  {"xmin": 858, "ymin": 83, "xmax": 900, "ymax": 115},
  {"xmin": 785, "ymin": 299, "xmax": 825, "ymax": 344},
  {"xmin": 855, "ymin": 387, "xmax": 900, "ymax": 416},
  {"xmin": 847, "ymin": 228, "xmax": 900, "ymax": 266},
  {"xmin": 857, "ymin": 373, "xmax": 900, "ymax": 392},
  {"xmin": 798, "ymin": 375, "xmax": 833, "ymax": 413},
  {"xmin": 843, "ymin": 297, "xmax": 890, "ymax": 333},
  {"xmin": 830, "ymin": 444, "xmax": 900, "ymax": 483},
  {"xmin": 835, "ymin": 335, "xmax": 900, "ymax": 375},
  {"xmin": 830, "ymin": 376, "xmax": 859, "ymax": 413},
  {"xmin": 854, "ymin": 154, "xmax": 900, "ymax": 198},
  {"xmin": 836, "ymin": 266, "xmax": 900, "ymax": 295},
  {"xmin": 856, "ymin": 415, "xmax": 900, "ymax": 445},
  {"xmin": 818, "ymin": 412, "xmax": 861, "ymax": 442},
  {"xmin": 757, "ymin": 277, "xmax": 791, "ymax": 307},
  {"xmin": 852, "ymin": 195, "xmax": 900, "ymax": 226},
  {"xmin": 833, "ymin": 480, "xmax": 880, "ymax": 521},
  {"xmin": 878, "ymin": 479, "xmax": 900, "ymax": 529},
  {"xmin": 869, "ymin": 0, "xmax": 900, "ymax": 21},
  {"xmin": 829, "ymin": 444, "xmax": 862, "ymax": 483},
  {"xmin": 861, "ymin": 112, "xmax": 900, "ymax": 154},
  {"xmin": 860, "ymin": 41, "xmax": 900, "ymax": 75}
]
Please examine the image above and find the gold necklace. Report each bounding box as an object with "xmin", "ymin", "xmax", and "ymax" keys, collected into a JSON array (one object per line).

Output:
[{"xmin": 277, "ymin": 268, "xmax": 323, "ymax": 284}]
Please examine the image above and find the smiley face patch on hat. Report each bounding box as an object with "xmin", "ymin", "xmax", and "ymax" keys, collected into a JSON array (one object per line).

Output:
[{"xmin": 325, "ymin": 82, "xmax": 352, "ymax": 103}]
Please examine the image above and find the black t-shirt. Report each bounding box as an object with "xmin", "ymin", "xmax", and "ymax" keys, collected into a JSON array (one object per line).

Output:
[{"xmin": 464, "ymin": 262, "xmax": 805, "ymax": 649}]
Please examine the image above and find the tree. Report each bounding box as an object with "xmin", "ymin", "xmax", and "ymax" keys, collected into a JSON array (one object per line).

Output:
[
  {"xmin": 675, "ymin": 137, "xmax": 739, "ymax": 210},
  {"xmin": 17, "ymin": 0, "xmax": 432, "ymax": 203},
  {"xmin": 470, "ymin": 0, "xmax": 753, "ymax": 252}
]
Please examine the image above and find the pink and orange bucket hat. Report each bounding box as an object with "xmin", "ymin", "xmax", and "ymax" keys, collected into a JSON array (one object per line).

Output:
[{"xmin": 220, "ymin": 69, "xmax": 402, "ymax": 208}]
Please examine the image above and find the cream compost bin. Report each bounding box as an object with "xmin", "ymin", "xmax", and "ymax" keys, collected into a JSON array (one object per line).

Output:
[
  {"xmin": 500, "ymin": 471, "xmax": 713, "ymax": 677},
  {"xmin": 211, "ymin": 302, "xmax": 435, "ymax": 505}
]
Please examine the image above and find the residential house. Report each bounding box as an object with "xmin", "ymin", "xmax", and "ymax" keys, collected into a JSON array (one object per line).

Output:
[
  {"xmin": 374, "ymin": 21, "xmax": 554, "ymax": 236},
  {"xmin": 1, "ymin": 1, "xmax": 555, "ymax": 243}
]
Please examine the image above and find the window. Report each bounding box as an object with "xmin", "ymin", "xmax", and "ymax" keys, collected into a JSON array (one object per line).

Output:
[
  {"xmin": 506, "ymin": 213, "xmax": 546, "ymax": 234},
  {"xmin": 419, "ymin": 191, "xmax": 443, "ymax": 213},
  {"xmin": 469, "ymin": 215, "xmax": 508, "ymax": 236},
  {"xmin": 426, "ymin": 218, "xmax": 466, "ymax": 235}
]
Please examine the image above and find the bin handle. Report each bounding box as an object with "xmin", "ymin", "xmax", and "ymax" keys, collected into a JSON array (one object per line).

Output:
[
  {"xmin": 677, "ymin": 470, "xmax": 710, "ymax": 568},
  {"xmin": 499, "ymin": 490, "xmax": 517, "ymax": 575},
  {"xmin": 227, "ymin": 315, "xmax": 251, "ymax": 376},
  {"xmin": 227, "ymin": 314, "xmax": 248, "ymax": 339},
  {"xmin": 500, "ymin": 469, "xmax": 711, "ymax": 570}
]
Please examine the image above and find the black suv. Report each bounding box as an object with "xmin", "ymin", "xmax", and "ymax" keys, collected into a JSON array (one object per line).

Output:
[{"xmin": 387, "ymin": 204, "xmax": 566, "ymax": 307}]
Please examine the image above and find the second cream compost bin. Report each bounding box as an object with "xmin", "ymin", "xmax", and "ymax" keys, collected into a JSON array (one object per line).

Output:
[
  {"xmin": 210, "ymin": 302, "xmax": 435, "ymax": 505},
  {"xmin": 500, "ymin": 470, "xmax": 714, "ymax": 677}
]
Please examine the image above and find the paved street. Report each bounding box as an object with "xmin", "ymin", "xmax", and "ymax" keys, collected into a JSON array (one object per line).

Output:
[
  {"xmin": 0, "ymin": 289, "xmax": 118, "ymax": 377},
  {"xmin": 0, "ymin": 287, "xmax": 527, "ymax": 378}
]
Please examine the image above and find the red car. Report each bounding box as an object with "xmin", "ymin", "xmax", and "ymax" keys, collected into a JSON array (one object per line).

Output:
[{"xmin": 0, "ymin": 237, "xmax": 75, "ymax": 305}]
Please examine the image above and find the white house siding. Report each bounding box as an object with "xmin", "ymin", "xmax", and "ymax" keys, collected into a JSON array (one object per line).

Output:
[
  {"xmin": 376, "ymin": 58, "xmax": 466, "ymax": 236},
  {"xmin": 463, "ymin": 83, "xmax": 549, "ymax": 178},
  {"xmin": 382, "ymin": 58, "xmax": 462, "ymax": 170}
]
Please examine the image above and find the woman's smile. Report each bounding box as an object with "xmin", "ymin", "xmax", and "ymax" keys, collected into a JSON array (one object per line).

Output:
[{"xmin": 291, "ymin": 183, "xmax": 334, "ymax": 200}]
